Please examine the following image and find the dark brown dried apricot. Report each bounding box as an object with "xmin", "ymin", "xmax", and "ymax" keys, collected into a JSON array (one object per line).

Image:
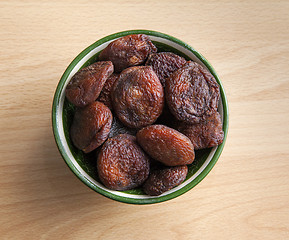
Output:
[
  {"xmin": 155, "ymin": 103, "xmax": 178, "ymax": 128},
  {"xmin": 146, "ymin": 52, "xmax": 186, "ymax": 87},
  {"xmin": 166, "ymin": 61, "xmax": 220, "ymax": 124},
  {"xmin": 112, "ymin": 66, "xmax": 164, "ymax": 129},
  {"xmin": 97, "ymin": 134, "xmax": 150, "ymax": 190},
  {"xmin": 97, "ymin": 73, "xmax": 119, "ymax": 109},
  {"xmin": 177, "ymin": 111, "xmax": 224, "ymax": 150},
  {"xmin": 70, "ymin": 101, "xmax": 112, "ymax": 153},
  {"xmin": 99, "ymin": 34, "xmax": 157, "ymax": 72},
  {"xmin": 108, "ymin": 117, "xmax": 137, "ymax": 138},
  {"xmin": 136, "ymin": 125, "xmax": 195, "ymax": 166},
  {"xmin": 65, "ymin": 61, "xmax": 113, "ymax": 107},
  {"xmin": 143, "ymin": 165, "xmax": 188, "ymax": 196}
]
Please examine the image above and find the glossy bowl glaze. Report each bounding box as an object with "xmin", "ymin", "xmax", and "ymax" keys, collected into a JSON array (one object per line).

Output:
[{"xmin": 52, "ymin": 30, "xmax": 228, "ymax": 204}]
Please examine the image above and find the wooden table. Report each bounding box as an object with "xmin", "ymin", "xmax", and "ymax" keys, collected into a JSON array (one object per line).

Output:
[{"xmin": 1, "ymin": 1, "xmax": 288, "ymax": 239}]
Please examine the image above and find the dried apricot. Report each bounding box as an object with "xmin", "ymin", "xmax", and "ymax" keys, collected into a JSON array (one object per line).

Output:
[
  {"xmin": 146, "ymin": 52, "xmax": 186, "ymax": 87},
  {"xmin": 99, "ymin": 34, "xmax": 157, "ymax": 72},
  {"xmin": 136, "ymin": 125, "xmax": 195, "ymax": 166},
  {"xmin": 112, "ymin": 66, "xmax": 164, "ymax": 128},
  {"xmin": 155, "ymin": 103, "xmax": 178, "ymax": 128},
  {"xmin": 97, "ymin": 134, "xmax": 150, "ymax": 190},
  {"xmin": 143, "ymin": 165, "xmax": 188, "ymax": 196},
  {"xmin": 166, "ymin": 61, "xmax": 220, "ymax": 124},
  {"xmin": 97, "ymin": 73, "xmax": 119, "ymax": 109},
  {"xmin": 70, "ymin": 101, "xmax": 112, "ymax": 153},
  {"xmin": 108, "ymin": 117, "xmax": 137, "ymax": 138},
  {"xmin": 65, "ymin": 61, "xmax": 113, "ymax": 107},
  {"xmin": 177, "ymin": 111, "xmax": 224, "ymax": 150}
]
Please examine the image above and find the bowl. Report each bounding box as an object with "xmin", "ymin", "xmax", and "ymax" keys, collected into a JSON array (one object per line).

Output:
[{"xmin": 52, "ymin": 30, "xmax": 228, "ymax": 204}]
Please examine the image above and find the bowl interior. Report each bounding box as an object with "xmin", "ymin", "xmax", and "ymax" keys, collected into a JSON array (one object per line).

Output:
[{"xmin": 52, "ymin": 30, "xmax": 228, "ymax": 204}]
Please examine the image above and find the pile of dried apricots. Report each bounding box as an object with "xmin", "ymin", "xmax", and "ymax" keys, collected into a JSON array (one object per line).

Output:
[{"xmin": 65, "ymin": 34, "xmax": 224, "ymax": 196}]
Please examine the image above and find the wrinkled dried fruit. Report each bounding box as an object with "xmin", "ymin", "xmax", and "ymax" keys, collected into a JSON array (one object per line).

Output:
[
  {"xmin": 99, "ymin": 34, "xmax": 157, "ymax": 72},
  {"xmin": 70, "ymin": 101, "xmax": 112, "ymax": 153},
  {"xmin": 136, "ymin": 125, "xmax": 195, "ymax": 166},
  {"xmin": 97, "ymin": 134, "xmax": 150, "ymax": 190},
  {"xmin": 108, "ymin": 117, "xmax": 137, "ymax": 138},
  {"xmin": 146, "ymin": 52, "xmax": 186, "ymax": 87},
  {"xmin": 97, "ymin": 73, "xmax": 119, "ymax": 109},
  {"xmin": 155, "ymin": 103, "xmax": 178, "ymax": 128},
  {"xmin": 66, "ymin": 61, "xmax": 113, "ymax": 107},
  {"xmin": 112, "ymin": 66, "xmax": 164, "ymax": 128},
  {"xmin": 143, "ymin": 165, "xmax": 188, "ymax": 196},
  {"xmin": 166, "ymin": 61, "xmax": 220, "ymax": 124},
  {"xmin": 177, "ymin": 111, "xmax": 224, "ymax": 150}
]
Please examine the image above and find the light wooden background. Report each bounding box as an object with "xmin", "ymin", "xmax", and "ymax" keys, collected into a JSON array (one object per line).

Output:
[{"xmin": 1, "ymin": 1, "xmax": 289, "ymax": 239}]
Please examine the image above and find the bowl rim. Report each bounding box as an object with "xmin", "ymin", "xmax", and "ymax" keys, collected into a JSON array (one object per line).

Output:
[{"xmin": 52, "ymin": 29, "xmax": 229, "ymax": 204}]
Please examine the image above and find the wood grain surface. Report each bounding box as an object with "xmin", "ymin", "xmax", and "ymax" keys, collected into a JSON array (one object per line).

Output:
[{"xmin": 1, "ymin": 1, "xmax": 289, "ymax": 239}]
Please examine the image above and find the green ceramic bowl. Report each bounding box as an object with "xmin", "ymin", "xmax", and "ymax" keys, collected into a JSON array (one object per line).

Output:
[{"xmin": 52, "ymin": 30, "xmax": 228, "ymax": 204}]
